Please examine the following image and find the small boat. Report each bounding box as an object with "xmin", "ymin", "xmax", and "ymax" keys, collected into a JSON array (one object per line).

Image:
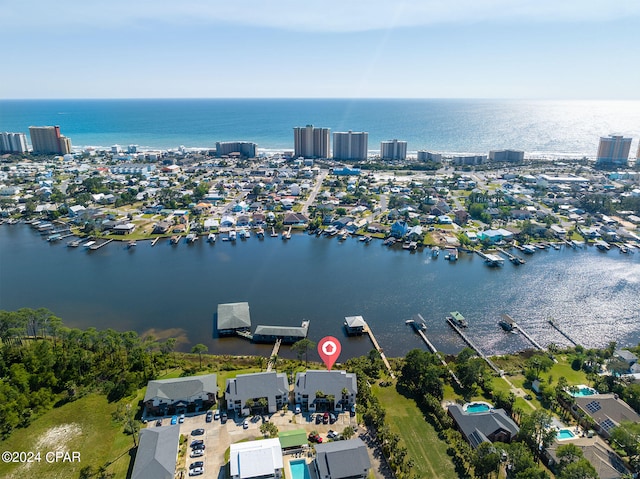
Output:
[
  {"xmin": 186, "ymin": 233, "xmax": 198, "ymax": 243},
  {"xmin": 170, "ymin": 235, "xmax": 180, "ymax": 244},
  {"xmin": 256, "ymin": 228, "xmax": 264, "ymax": 239},
  {"xmin": 402, "ymin": 241, "xmax": 411, "ymax": 249},
  {"xmin": 432, "ymin": 246, "xmax": 440, "ymax": 258},
  {"xmin": 447, "ymin": 311, "xmax": 468, "ymax": 328},
  {"xmin": 229, "ymin": 230, "xmax": 237, "ymax": 241},
  {"xmin": 406, "ymin": 314, "xmax": 427, "ymax": 332},
  {"xmin": 83, "ymin": 240, "xmax": 96, "ymax": 249},
  {"xmin": 522, "ymin": 245, "xmax": 537, "ymax": 254},
  {"xmin": 67, "ymin": 240, "xmax": 81, "ymax": 247},
  {"xmin": 207, "ymin": 233, "xmax": 216, "ymax": 243},
  {"xmin": 127, "ymin": 240, "xmax": 137, "ymax": 248},
  {"xmin": 363, "ymin": 235, "xmax": 372, "ymax": 243},
  {"xmin": 595, "ymin": 240, "xmax": 609, "ymax": 251},
  {"xmin": 498, "ymin": 314, "xmax": 516, "ymax": 332},
  {"xmin": 445, "ymin": 247, "xmax": 458, "ymax": 261},
  {"xmin": 47, "ymin": 233, "xmax": 62, "ymax": 242},
  {"xmin": 238, "ymin": 229, "xmax": 250, "ymax": 239}
]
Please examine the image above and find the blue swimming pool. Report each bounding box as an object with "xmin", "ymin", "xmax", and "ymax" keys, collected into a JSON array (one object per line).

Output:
[
  {"xmin": 557, "ymin": 429, "xmax": 575, "ymax": 440},
  {"xmin": 290, "ymin": 459, "xmax": 311, "ymax": 479},
  {"xmin": 466, "ymin": 403, "xmax": 491, "ymax": 414}
]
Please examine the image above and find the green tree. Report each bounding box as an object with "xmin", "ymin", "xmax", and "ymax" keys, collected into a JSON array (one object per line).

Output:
[
  {"xmin": 518, "ymin": 410, "xmax": 556, "ymax": 462},
  {"xmin": 472, "ymin": 442, "xmax": 500, "ymax": 479},
  {"xmin": 342, "ymin": 425, "xmax": 355, "ymax": 440},
  {"xmin": 259, "ymin": 421, "xmax": 278, "ymax": 438},
  {"xmin": 191, "ymin": 343, "xmax": 208, "ymax": 369},
  {"xmin": 291, "ymin": 338, "xmax": 316, "ymax": 368}
]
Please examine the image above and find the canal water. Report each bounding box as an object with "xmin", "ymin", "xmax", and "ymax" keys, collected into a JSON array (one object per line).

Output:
[{"xmin": 1, "ymin": 224, "xmax": 639, "ymax": 360}]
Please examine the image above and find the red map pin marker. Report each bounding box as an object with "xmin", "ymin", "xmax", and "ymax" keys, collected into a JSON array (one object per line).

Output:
[{"xmin": 318, "ymin": 336, "xmax": 341, "ymax": 371}]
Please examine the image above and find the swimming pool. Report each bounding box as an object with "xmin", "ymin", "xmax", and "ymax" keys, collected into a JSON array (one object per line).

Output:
[
  {"xmin": 465, "ymin": 402, "xmax": 492, "ymax": 414},
  {"xmin": 567, "ymin": 385, "xmax": 597, "ymax": 397},
  {"xmin": 290, "ymin": 459, "xmax": 311, "ymax": 479},
  {"xmin": 557, "ymin": 429, "xmax": 575, "ymax": 440}
]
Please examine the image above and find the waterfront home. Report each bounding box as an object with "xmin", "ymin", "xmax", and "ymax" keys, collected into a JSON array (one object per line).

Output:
[
  {"xmin": 225, "ymin": 372, "xmax": 289, "ymax": 415},
  {"xmin": 283, "ymin": 212, "xmax": 309, "ymax": 226},
  {"xmin": 236, "ymin": 214, "xmax": 251, "ymax": 227},
  {"xmin": 477, "ymin": 228, "xmax": 514, "ymax": 243},
  {"xmin": 545, "ymin": 437, "xmax": 631, "ymax": 479},
  {"xmin": 217, "ymin": 302, "xmax": 252, "ymax": 335},
  {"xmin": 68, "ymin": 204, "xmax": 86, "ymax": 217},
  {"xmin": 454, "ymin": 209, "xmax": 470, "ymax": 225},
  {"xmin": 143, "ymin": 374, "xmax": 218, "ymax": 416},
  {"xmin": 294, "ymin": 370, "xmax": 357, "ymax": 412},
  {"xmin": 448, "ymin": 404, "xmax": 519, "ymax": 449},
  {"xmin": 437, "ymin": 215, "xmax": 453, "ymax": 224},
  {"xmin": 390, "ymin": 220, "xmax": 408, "ymax": 238},
  {"xmin": 229, "ymin": 438, "xmax": 283, "ymax": 479},
  {"xmin": 571, "ymin": 394, "xmax": 640, "ymax": 439},
  {"xmin": 152, "ymin": 220, "xmax": 171, "ymax": 234},
  {"xmin": 220, "ymin": 215, "xmax": 236, "ymax": 228},
  {"xmin": 130, "ymin": 425, "xmax": 180, "ymax": 479},
  {"xmin": 251, "ymin": 213, "xmax": 266, "ymax": 226},
  {"xmin": 366, "ymin": 222, "xmax": 388, "ymax": 234},
  {"xmin": 314, "ymin": 438, "xmax": 371, "ymax": 479},
  {"xmin": 406, "ymin": 225, "xmax": 423, "ymax": 241},
  {"xmin": 112, "ymin": 223, "xmax": 136, "ymax": 235}
]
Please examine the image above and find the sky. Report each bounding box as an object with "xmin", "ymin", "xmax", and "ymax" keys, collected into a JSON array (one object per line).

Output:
[{"xmin": 1, "ymin": 0, "xmax": 639, "ymax": 99}]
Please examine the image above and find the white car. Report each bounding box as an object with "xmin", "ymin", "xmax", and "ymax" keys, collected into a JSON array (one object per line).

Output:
[
  {"xmin": 190, "ymin": 449, "xmax": 204, "ymax": 458},
  {"xmin": 243, "ymin": 419, "xmax": 249, "ymax": 429},
  {"xmin": 189, "ymin": 466, "xmax": 204, "ymax": 476}
]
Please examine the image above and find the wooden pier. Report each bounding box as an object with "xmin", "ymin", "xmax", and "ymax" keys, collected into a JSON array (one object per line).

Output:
[
  {"xmin": 362, "ymin": 321, "xmax": 395, "ymax": 378},
  {"xmin": 412, "ymin": 327, "xmax": 462, "ymax": 388},
  {"xmin": 446, "ymin": 317, "xmax": 501, "ymax": 375},
  {"xmin": 151, "ymin": 237, "xmax": 160, "ymax": 246},
  {"xmin": 266, "ymin": 339, "xmax": 282, "ymax": 372},
  {"xmin": 89, "ymin": 238, "xmax": 113, "ymax": 250},
  {"xmin": 236, "ymin": 330, "xmax": 253, "ymax": 341},
  {"xmin": 547, "ymin": 319, "xmax": 578, "ymax": 347},
  {"xmin": 513, "ymin": 321, "xmax": 546, "ymax": 352}
]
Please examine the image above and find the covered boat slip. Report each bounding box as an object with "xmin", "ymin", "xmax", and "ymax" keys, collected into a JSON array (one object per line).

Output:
[
  {"xmin": 449, "ymin": 311, "xmax": 468, "ymax": 327},
  {"xmin": 252, "ymin": 321, "xmax": 310, "ymax": 344}
]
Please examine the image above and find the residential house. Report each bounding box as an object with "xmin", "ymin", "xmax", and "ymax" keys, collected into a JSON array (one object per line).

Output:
[
  {"xmin": 131, "ymin": 425, "xmax": 180, "ymax": 479},
  {"xmin": 294, "ymin": 370, "xmax": 357, "ymax": 412},
  {"xmin": 143, "ymin": 374, "xmax": 218, "ymax": 416},
  {"xmin": 448, "ymin": 404, "xmax": 519, "ymax": 449},
  {"xmin": 477, "ymin": 228, "xmax": 514, "ymax": 243},
  {"xmin": 229, "ymin": 438, "xmax": 283, "ymax": 479},
  {"xmin": 454, "ymin": 209, "xmax": 469, "ymax": 225},
  {"xmin": 545, "ymin": 437, "xmax": 631, "ymax": 479},
  {"xmin": 614, "ymin": 349, "xmax": 638, "ymax": 371},
  {"xmin": 112, "ymin": 223, "xmax": 136, "ymax": 235},
  {"xmin": 571, "ymin": 394, "xmax": 640, "ymax": 439},
  {"xmin": 366, "ymin": 222, "xmax": 388, "ymax": 234},
  {"xmin": 283, "ymin": 212, "xmax": 309, "ymax": 226},
  {"xmin": 152, "ymin": 220, "xmax": 171, "ymax": 234},
  {"xmin": 314, "ymin": 438, "xmax": 371, "ymax": 479},
  {"xmin": 225, "ymin": 372, "xmax": 289, "ymax": 415},
  {"xmin": 390, "ymin": 220, "xmax": 408, "ymax": 238},
  {"xmin": 220, "ymin": 215, "xmax": 236, "ymax": 228}
]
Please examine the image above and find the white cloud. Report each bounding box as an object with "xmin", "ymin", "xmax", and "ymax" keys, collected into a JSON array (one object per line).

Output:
[{"xmin": 3, "ymin": 0, "xmax": 640, "ymax": 32}]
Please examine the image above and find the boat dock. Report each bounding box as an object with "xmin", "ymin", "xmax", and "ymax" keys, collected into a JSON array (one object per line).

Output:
[
  {"xmin": 497, "ymin": 247, "xmax": 525, "ymax": 265},
  {"xmin": 512, "ymin": 319, "xmax": 545, "ymax": 352},
  {"xmin": 266, "ymin": 339, "xmax": 282, "ymax": 372},
  {"xmin": 547, "ymin": 319, "xmax": 578, "ymax": 347},
  {"xmin": 151, "ymin": 237, "xmax": 160, "ymax": 246},
  {"xmin": 89, "ymin": 238, "xmax": 113, "ymax": 250},
  {"xmin": 446, "ymin": 317, "xmax": 501, "ymax": 375},
  {"xmin": 362, "ymin": 320, "xmax": 395, "ymax": 378},
  {"xmin": 236, "ymin": 330, "xmax": 253, "ymax": 340}
]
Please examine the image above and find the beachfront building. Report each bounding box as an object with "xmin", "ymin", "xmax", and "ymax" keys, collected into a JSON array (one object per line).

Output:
[
  {"xmin": 596, "ymin": 134, "xmax": 632, "ymax": 168},
  {"xmin": 489, "ymin": 149, "xmax": 524, "ymax": 162},
  {"xmin": 0, "ymin": 132, "xmax": 29, "ymax": 154},
  {"xmin": 215, "ymin": 141, "xmax": 257, "ymax": 158},
  {"xmin": 143, "ymin": 374, "xmax": 218, "ymax": 416},
  {"xmin": 314, "ymin": 438, "xmax": 371, "ymax": 479},
  {"xmin": 217, "ymin": 302, "xmax": 251, "ymax": 335},
  {"xmin": 225, "ymin": 371, "xmax": 289, "ymax": 415},
  {"xmin": 452, "ymin": 154, "xmax": 487, "ymax": 166},
  {"xmin": 380, "ymin": 139, "xmax": 407, "ymax": 160},
  {"xmin": 417, "ymin": 150, "xmax": 442, "ymax": 162},
  {"xmin": 293, "ymin": 125, "xmax": 331, "ymax": 159},
  {"xmin": 294, "ymin": 370, "xmax": 357, "ymax": 412},
  {"xmin": 333, "ymin": 131, "xmax": 368, "ymax": 161},
  {"xmin": 29, "ymin": 126, "xmax": 72, "ymax": 155},
  {"xmin": 229, "ymin": 438, "xmax": 283, "ymax": 479},
  {"xmin": 131, "ymin": 425, "xmax": 180, "ymax": 479}
]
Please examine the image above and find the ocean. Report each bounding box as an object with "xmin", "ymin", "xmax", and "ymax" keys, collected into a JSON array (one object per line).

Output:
[{"xmin": 1, "ymin": 99, "xmax": 639, "ymax": 157}]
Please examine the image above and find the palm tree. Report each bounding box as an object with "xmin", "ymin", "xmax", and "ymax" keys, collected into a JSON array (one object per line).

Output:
[{"xmin": 191, "ymin": 343, "xmax": 208, "ymax": 369}]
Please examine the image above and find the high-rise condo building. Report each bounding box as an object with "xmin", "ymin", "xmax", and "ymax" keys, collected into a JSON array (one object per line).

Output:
[
  {"xmin": 333, "ymin": 131, "xmax": 368, "ymax": 161},
  {"xmin": 29, "ymin": 126, "xmax": 72, "ymax": 155},
  {"xmin": 0, "ymin": 132, "xmax": 29, "ymax": 154},
  {"xmin": 489, "ymin": 149, "xmax": 525, "ymax": 162},
  {"xmin": 215, "ymin": 141, "xmax": 257, "ymax": 158},
  {"xmin": 596, "ymin": 134, "xmax": 631, "ymax": 168},
  {"xmin": 380, "ymin": 139, "xmax": 407, "ymax": 160},
  {"xmin": 417, "ymin": 151, "xmax": 442, "ymax": 162},
  {"xmin": 293, "ymin": 125, "xmax": 330, "ymax": 159}
]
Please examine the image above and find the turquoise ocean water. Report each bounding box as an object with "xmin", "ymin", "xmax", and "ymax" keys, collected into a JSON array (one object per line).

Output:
[{"xmin": 1, "ymin": 99, "xmax": 639, "ymax": 156}]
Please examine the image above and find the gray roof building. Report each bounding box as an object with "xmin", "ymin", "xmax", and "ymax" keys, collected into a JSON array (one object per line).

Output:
[
  {"xmin": 295, "ymin": 370, "xmax": 357, "ymax": 412},
  {"xmin": 131, "ymin": 425, "xmax": 180, "ymax": 479},
  {"xmin": 573, "ymin": 394, "xmax": 640, "ymax": 438},
  {"xmin": 252, "ymin": 324, "xmax": 308, "ymax": 343},
  {"xmin": 448, "ymin": 404, "xmax": 519, "ymax": 449},
  {"xmin": 217, "ymin": 302, "xmax": 251, "ymax": 333},
  {"xmin": 143, "ymin": 374, "xmax": 218, "ymax": 415},
  {"xmin": 314, "ymin": 438, "xmax": 371, "ymax": 479},
  {"xmin": 225, "ymin": 372, "xmax": 289, "ymax": 414}
]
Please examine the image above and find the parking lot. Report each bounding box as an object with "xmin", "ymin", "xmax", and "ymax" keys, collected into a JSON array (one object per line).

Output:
[{"xmin": 149, "ymin": 408, "xmax": 358, "ymax": 478}]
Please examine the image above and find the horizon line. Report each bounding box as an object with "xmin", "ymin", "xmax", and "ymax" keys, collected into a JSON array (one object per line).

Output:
[{"xmin": 2, "ymin": 97, "xmax": 639, "ymax": 102}]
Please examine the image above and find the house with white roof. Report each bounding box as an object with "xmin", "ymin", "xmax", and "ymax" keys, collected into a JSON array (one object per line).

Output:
[{"xmin": 229, "ymin": 438, "xmax": 283, "ymax": 479}]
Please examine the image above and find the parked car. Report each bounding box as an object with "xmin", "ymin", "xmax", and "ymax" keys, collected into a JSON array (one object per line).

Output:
[
  {"xmin": 190, "ymin": 449, "xmax": 204, "ymax": 458},
  {"xmin": 191, "ymin": 428, "xmax": 205, "ymax": 436},
  {"xmin": 350, "ymin": 405, "xmax": 356, "ymax": 417},
  {"xmin": 179, "ymin": 414, "xmax": 185, "ymax": 423},
  {"xmin": 190, "ymin": 461, "xmax": 204, "ymax": 469},
  {"xmin": 323, "ymin": 412, "xmax": 329, "ymax": 424},
  {"xmin": 327, "ymin": 430, "xmax": 338, "ymax": 439},
  {"xmin": 189, "ymin": 466, "xmax": 204, "ymax": 476},
  {"xmin": 308, "ymin": 433, "xmax": 323, "ymax": 443},
  {"xmin": 243, "ymin": 419, "xmax": 249, "ymax": 429},
  {"xmin": 214, "ymin": 410, "xmax": 220, "ymax": 420},
  {"xmin": 315, "ymin": 414, "xmax": 322, "ymax": 425},
  {"xmin": 192, "ymin": 443, "xmax": 205, "ymax": 451},
  {"xmin": 221, "ymin": 412, "xmax": 228, "ymax": 423},
  {"xmin": 190, "ymin": 439, "xmax": 204, "ymax": 448},
  {"xmin": 205, "ymin": 411, "xmax": 213, "ymax": 423},
  {"xmin": 171, "ymin": 415, "xmax": 178, "ymax": 425},
  {"xmin": 329, "ymin": 413, "xmax": 337, "ymax": 424},
  {"xmin": 155, "ymin": 419, "xmax": 162, "ymax": 427}
]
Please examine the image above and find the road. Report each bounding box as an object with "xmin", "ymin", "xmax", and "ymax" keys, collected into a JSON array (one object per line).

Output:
[{"xmin": 301, "ymin": 169, "xmax": 328, "ymax": 215}]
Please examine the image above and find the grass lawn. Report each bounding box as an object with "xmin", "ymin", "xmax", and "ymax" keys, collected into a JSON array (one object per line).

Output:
[
  {"xmin": 372, "ymin": 385, "xmax": 457, "ymax": 479},
  {"xmin": 0, "ymin": 394, "xmax": 133, "ymax": 479}
]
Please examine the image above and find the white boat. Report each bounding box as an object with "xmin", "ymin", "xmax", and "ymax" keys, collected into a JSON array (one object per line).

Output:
[
  {"xmin": 229, "ymin": 230, "xmax": 237, "ymax": 241},
  {"xmin": 186, "ymin": 233, "xmax": 198, "ymax": 243},
  {"xmin": 432, "ymin": 246, "xmax": 440, "ymax": 258},
  {"xmin": 83, "ymin": 241, "xmax": 96, "ymax": 249},
  {"xmin": 207, "ymin": 233, "xmax": 216, "ymax": 243},
  {"xmin": 522, "ymin": 245, "xmax": 537, "ymax": 254}
]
